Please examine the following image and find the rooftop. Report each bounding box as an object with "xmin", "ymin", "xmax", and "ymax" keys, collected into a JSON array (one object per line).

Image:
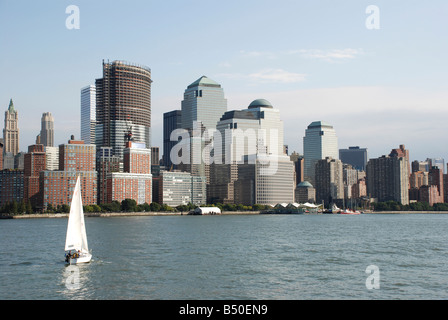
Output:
[
  {"xmin": 248, "ymin": 99, "xmax": 273, "ymax": 109},
  {"xmin": 187, "ymin": 76, "xmax": 221, "ymax": 89},
  {"xmin": 307, "ymin": 121, "xmax": 333, "ymax": 129}
]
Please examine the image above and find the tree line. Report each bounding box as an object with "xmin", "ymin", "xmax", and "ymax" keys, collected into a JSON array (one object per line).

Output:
[
  {"xmin": 0, "ymin": 199, "xmax": 272, "ymax": 215},
  {"xmin": 372, "ymin": 201, "xmax": 448, "ymax": 212}
]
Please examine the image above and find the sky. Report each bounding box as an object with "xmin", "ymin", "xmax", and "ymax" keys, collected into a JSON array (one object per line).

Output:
[{"xmin": 0, "ymin": 0, "xmax": 447, "ymax": 165}]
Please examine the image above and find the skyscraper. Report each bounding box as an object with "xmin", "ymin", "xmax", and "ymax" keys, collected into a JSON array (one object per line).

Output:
[
  {"xmin": 315, "ymin": 157, "xmax": 344, "ymax": 207},
  {"xmin": 303, "ymin": 121, "xmax": 338, "ymax": 185},
  {"xmin": 81, "ymin": 85, "xmax": 96, "ymax": 145},
  {"xmin": 3, "ymin": 99, "xmax": 19, "ymax": 156},
  {"xmin": 40, "ymin": 112, "xmax": 54, "ymax": 147},
  {"xmin": 95, "ymin": 60, "xmax": 152, "ymax": 160},
  {"xmin": 339, "ymin": 146, "xmax": 368, "ymax": 171},
  {"xmin": 163, "ymin": 110, "xmax": 182, "ymax": 168},
  {"xmin": 181, "ymin": 76, "xmax": 227, "ymax": 131},
  {"xmin": 210, "ymin": 99, "xmax": 293, "ymax": 205},
  {"xmin": 366, "ymin": 155, "xmax": 409, "ymax": 205}
]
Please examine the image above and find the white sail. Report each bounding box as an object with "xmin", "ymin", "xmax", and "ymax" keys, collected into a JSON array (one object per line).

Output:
[{"xmin": 65, "ymin": 176, "xmax": 88, "ymax": 253}]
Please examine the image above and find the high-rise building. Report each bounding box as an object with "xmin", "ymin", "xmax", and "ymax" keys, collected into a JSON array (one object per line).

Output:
[
  {"xmin": 44, "ymin": 146, "xmax": 59, "ymax": 171},
  {"xmin": 209, "ymin": 99, "xmax": 293, "ymax": 205},
  {"xmin": 233, "ymin": 154, "xmax": 295, "ymax": 206},
  {"xmin": 96, "ymin": 147, "xmax": 120, "ymax": 204},
  {"xmin": 40, "ymin": 112, "xmax": 54, "ymax": 147},
  {"xmin": 163, "ymin": 110, "xmax": 182, "ymax": 168},
  {"xmin": 0, "ymin": 169, "xmax": 24, "ymax": 207},
  {"xmin": 95, "ymin": 60, "xmax": 152, "ymax": 160},
  {"xmin": 106, "ymin": 141, "xmax": 152, "ymax": 205},
  {"xmin": 366, "ymin": 154, "xmax": 409, "ymax": 205},
  {"xmin": 81, "ymin": 85, "xmax": 96, "ymax": 145},
  {"xmin": 3, "ymin": 99, "xmax": 19, "ymax": 156},
  {"xmin": 24, "ymin": 144, "xmax": 46, "ymax": 209},
  {"xmin": 339, "ymin": 146, "xmax": 368, "ymax": 171},
  {"xmin": 181, "ymin": 76, "xmax": 227, "ymax": 131},
  {"xmin": 429, "ymin": 166, "xmax": 444, "ymax": 203},
  {"xmin": 427, "ymin": 158, "xmax": 445, "ymax": 174},
  {"xmin": 40, "ymin": 136, "xmax": 97, "ymax": 209},
  {"xmin": 303, "ymin": 121, "xmax": 338, "ymax": 185},
  {"xmin": 290, "ymin": 151, "xmax": 304, "ymax": 186},
  {"xmin": 315, "ymin": 157, "xmax": 344, "ymax": 207}
]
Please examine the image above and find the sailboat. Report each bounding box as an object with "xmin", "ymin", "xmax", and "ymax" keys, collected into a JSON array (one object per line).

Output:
[{"xmin": 64, "ymin": 176, "xmax": 92, "ymax": 264}]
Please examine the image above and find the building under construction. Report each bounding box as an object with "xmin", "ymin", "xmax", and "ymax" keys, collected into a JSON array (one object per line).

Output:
[{"xmin": 95, "ymin": 60, "xmax": 152, "ymax": 160}]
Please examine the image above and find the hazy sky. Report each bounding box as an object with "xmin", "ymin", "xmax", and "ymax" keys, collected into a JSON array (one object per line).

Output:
[{"xmin": 1, "ymin": 0, "xmax": 447, "ymax": 164}]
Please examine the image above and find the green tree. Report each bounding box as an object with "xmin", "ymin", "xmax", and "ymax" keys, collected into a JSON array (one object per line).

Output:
[
  {"xmin": 121, "ymin": 199, "xmax": 137, "ymax": 212},
  {"xmin": 149, "ymin": 202, "xmax": 161, "ymax": 212}
]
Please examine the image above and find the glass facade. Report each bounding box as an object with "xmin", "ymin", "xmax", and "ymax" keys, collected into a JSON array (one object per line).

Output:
[
  {"xmin": 303, "ymin": 121, "xmax": 338, "ymax": 185},
  {"xmin": 95, "ymin": 60, "xmax": 152, "ymax": 160},
  {"xmin": 163, "ymin": 110, "xmax": 182, "ymax": 168},
  {"xmin": 181, "ymin": 76, "xmax": 227, "ymax": 131},
  {"xmin": 80, "ymin": 85, "xmax": 96, "ymax": 145}
]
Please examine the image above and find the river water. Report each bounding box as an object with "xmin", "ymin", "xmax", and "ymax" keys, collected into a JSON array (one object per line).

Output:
[{"xmin": 1, "ymin": 213, "xmax": 447, "ymax": 300}]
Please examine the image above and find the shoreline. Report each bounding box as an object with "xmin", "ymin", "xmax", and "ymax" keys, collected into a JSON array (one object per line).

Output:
[
  {"xmin": 0, "ymin": 211, "xmax": 261, "ymax": 219},
  {"xmin": 2, "ymin": 210, "xmax": 448, "ymax": 219}
]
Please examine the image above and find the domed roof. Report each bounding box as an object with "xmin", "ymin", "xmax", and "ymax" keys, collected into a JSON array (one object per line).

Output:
[
  {"xmin": 297, "ymin": 181, "xmax": 313, "ymax": 188},
  {"xmin": 248, "ymin": 99, "xmax": 273, "ymax": 109}
]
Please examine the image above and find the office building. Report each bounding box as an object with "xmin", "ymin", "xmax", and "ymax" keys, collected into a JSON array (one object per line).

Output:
[
  {"xmin": 40, "ymin": 112, "xmax": 54, "ymax": 147},
  {"xmin": 181, "ymin": 76, "xmax": 227, "ymax": 131},
  {"xmin": 95, "ymin": 60, "xmax": 152, "ymax": 159},
  {"xmin": 81, "ymin": 85, "xmax": 96, "ymax": 145},
  {"xmin": 155, "ymin": 170, "xmax": 206, "ymax": 207},
  {"xmin": 303, "ymin": 121, "xmax": 338, "ymax": 185},
  {"xmin": 3, "ymin": 99, "xmax": 19, "ymax": 156},
  {"xmin": 233, "ymin": 154, "xmax": 294, "ymax": 206},
  {"xmin": 339, "ymin": 146, "xmax": 368, "ymax": 171},
  {"xmin": 210, "ymin": 99, "xmax": 291, "ymax": 205},
  {"xmin": 163, "ymin": 110, "xmax": 182, "ymax": 168}
]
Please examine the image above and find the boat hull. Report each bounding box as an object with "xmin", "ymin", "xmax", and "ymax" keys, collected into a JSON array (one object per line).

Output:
[{"xmin": 68, "ymin": 253, "xmax": 92, "ymax": 264}]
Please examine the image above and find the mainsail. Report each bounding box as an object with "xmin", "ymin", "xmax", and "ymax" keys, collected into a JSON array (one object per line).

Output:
[{"xmin": 65, "ymin": 176, "xmax": 88, "ymax": 253}]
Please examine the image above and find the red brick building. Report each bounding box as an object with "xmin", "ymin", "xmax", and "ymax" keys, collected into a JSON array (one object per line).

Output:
[
  {"xmin": 40, "ymin": 136, "xmax": 97, "ymax": 209},
  {"xmin": 106, "ymin": 141, "xmax": 152, "ymax": 205}
]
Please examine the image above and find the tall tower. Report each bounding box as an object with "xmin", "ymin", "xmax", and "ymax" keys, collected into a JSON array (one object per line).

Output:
[
  {"xmin": 95, "ymin": 60, "xmax": 152, "ymax": 160},
  {"xmin": 81, "ymin": 85, "xmax": 96, "ymax": 145},
  {"xmin": 303, "ymin": 121, "xmax": 338, "ymax": 185},
  {"xmin": 181, "ymin": 76, "xmax": 227, "ymax": 131},
  {"xmin": 3, "ymin": 99, "xmax": 19, "ymax": 155},
  {"xmin": 40, "ymin": 112, "xmax": 54, "ymax": 147},
  {"xmin": 163, "ymin": 110, "xmax": 182, "ymax": 168}
]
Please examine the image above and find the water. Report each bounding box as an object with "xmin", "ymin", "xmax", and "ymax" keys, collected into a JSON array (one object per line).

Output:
[{"xmin": 1, "ymin": 214, "xmax": 448, "ymax": 300}]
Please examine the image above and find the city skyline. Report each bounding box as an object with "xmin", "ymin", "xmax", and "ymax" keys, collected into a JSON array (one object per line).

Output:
[{"xmin": 0, "ymin": 1, "xmax": 447, "ymax": 163}]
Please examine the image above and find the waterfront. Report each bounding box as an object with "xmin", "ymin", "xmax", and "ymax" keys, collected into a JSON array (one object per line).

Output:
[{"xmin": 1, "ymin": 213, "xmax": 448, "ymax": 300}]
